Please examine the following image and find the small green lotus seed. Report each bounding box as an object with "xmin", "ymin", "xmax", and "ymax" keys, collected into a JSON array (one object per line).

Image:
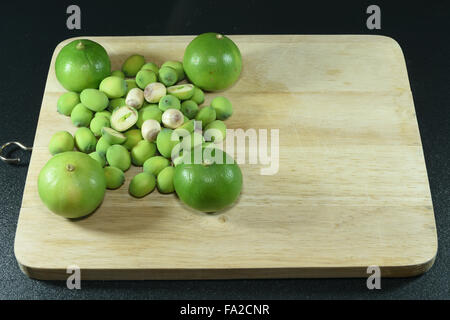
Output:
[
  {"xmin": 104, "ymin": 166, "xmax": 125, "ymax": 189},
  {"xmin": 122, "ymin": 129, "xmax": 143, "ymax": 151},
  {"xmin": 195, "ymin": 106, "xmax": 216, "ymax": 127},
  {"xmin": 48, "ymin": 131, "xmax": 74, "ymax": 155},
  {"xmin": 122, "ymin": 54, "xmax": 146, "ymax": 77},
  {"xmin": 111, "ymin": 70, "xmax": 125, "ymax": 78},
  {"xmin": 57, "ymin": 92, "xmax": 80, "ymax": 116},
  {"xmin": 90, "ymin": 115, "xmax": 110, "ymax": 137},
  {"xmin": 131, "ymin": 140, "xmax": 157, "ymax": 166},
  {"xmin": 141, "ymin": 62, "xmax": 159, "ymax": 75},
  {"xmin": 158, "ymin": 94, "xmax": 181, "ymax": 112},
  {"xmin": 191, "ymin": 87, "xmax": 205, "ymax": 105},
  {"xmin": 137, "ymin": 104, "xmax": 162, "ymax": 128},
  {"xmin": 71, "ymin": 103, "xmax": 93, "ymax": 127},
  {"xmin": 135, "ymin": 70, "xmax": 157, "ymax": 89},
  {"xmin": 74, "ymin": 127, "xmax": 97, "ymax": 153},
  {"xmin": 96, "ymin": 136, "xmax": 111, "ymax": 156},
  {"xmin": 99, "ymin": 76, "xmax": 128, "ymax": 99},
  {"xmin": 129, "ymin": 172, "xmax": 156, "ymax": 198},
  {"xmin": 106, "ymin": 144, "xmax": 131, "ymax": 171},
  {"xmin": 143, "ymin": 156, "xmax": 170, "ymax": 176},
  {"xmin": 161, "ymin": 61, "xmax": 185, "ymax": 81},
  {"xmin": 156, "ymin": 166, "xmax": 175, "ymax": 194},
  {"xmin": 204, "ymin": 120, "xmax": 227, "ymax": 143},
  {"xmin": 158, "ymin": 66, "xmax": 178, "ymax": 87}
]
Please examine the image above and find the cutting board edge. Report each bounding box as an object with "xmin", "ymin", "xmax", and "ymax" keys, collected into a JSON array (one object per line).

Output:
[{"xmin": 16, "ymin": 256, "xmax": 436, "ymax": 280}]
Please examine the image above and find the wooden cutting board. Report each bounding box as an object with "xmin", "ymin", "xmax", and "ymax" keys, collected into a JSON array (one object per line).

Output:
[{"xmin": 14, "ymin": 35, "xmax": 437, "ymax": 280}]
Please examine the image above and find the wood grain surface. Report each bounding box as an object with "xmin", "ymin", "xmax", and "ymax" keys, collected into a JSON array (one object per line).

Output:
[{"xmin": 14, "ymin": 35, "xmax": 437, "ymax": 280}]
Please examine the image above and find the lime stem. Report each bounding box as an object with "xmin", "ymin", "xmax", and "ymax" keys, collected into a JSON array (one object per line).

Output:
[
  {"xmin": 216, "ymin": 34, "xmax": 223, "ymax": 39},
  {"xmin": 66, "ymin": 164, "xmax": 75, "ymax": 172},
  {"xmin": 76, "ymin": 41, "xmax": 85, "ymax": 50}
]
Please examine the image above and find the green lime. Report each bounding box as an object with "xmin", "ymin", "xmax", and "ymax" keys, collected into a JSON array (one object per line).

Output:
[
  {"xmin": 38, "ymin": 151, "xmax": 106, "ymax": 218},
  {"xmin": 183, "ymin": 33, "xmax": 242, "ymax": 91},
  {"xmin": 174, "ymin": 148, "xmax": 242, "ymax": 212},
  {"xmin": 55, "ymin": 39, "xmax": 111, "ymax": 92}
]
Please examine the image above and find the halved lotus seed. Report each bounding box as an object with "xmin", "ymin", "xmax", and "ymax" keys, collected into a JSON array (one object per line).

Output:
[
  {"xmin": 158, "ymin": 94, "xmax": 181, "ymax": 112},
  {"xmin": 144, "ymin": 82, "xmax": 166, "ymax": 103},
  {"xmin": 131, "ymin": 140, "xmax": 157, "ymax": 166},
  {"xmin": 48, "ymin": 131, "xmax": 74, "ymax": 155},
  {"xmin": 129, "ymin": 172, "xmax": 156, "ymax": 198},
  {"xmin": 125, "ymin": 87, "xmax": 145, "ymax": 109},
  {"xmin": 136, "ymin": 70, "xmax": 157, "ymax": 89},
  {"xmin": 57, "ymin": 92, "xmax": 80, "ymax": 116},
  {"xmin": 71, "ymin": 103, "xmax": 93, "ymax": 127},
  {"xmin": 167, "ymin": 84, "xmax": 194, "ymax": 100},
  {"xmin": 106, "ymin": 144, "xmax": 131, "ymax": 171},
  {"xmin": 156, "ymin": 166, "xmax": 175, "ymax": 194},
  {"xmin": 101, "ymin": 127, "xmax": 127, "ymax": 145},
  {"xmin": 162, "ymin": 109, "xmax": 184, "ymax": 129},
  {"xmin": 104, "ymin": 166, "xmax": 125, "ymax": 189},
  {"xmin": 99, "ymin": 76, "xmax": 128, "ymax": 99},
  {"xmin": 122, "ymin": 54, "xmax": 145, "ymax": 77},
  {"xmin": 141, "ymin": 119, "xmax": 161, "ymax": 142},
  {"xmin": 80, "ymin": 89, "xmax": 109, "ymax": 112},
  {"xmin": 143, "ymin": 156, "xmax": 170, "ymax": 176},
  {"xmin": 110, "ymin": 106, "xmax": 138, "ymax": 132},
  {"xmin": 74, "ymin": 127, "xmax": 97, "ymax": 153}
]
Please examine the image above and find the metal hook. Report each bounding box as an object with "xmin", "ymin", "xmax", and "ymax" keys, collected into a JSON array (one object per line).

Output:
[{"xmin": 0, "ymin": 141, "xmax": 33, "ymax": 164}]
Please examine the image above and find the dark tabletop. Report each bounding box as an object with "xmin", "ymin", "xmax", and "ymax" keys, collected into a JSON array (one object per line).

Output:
[{"xmin": 0, "ymin": 0, "xmax": 449, "ymax": 299}]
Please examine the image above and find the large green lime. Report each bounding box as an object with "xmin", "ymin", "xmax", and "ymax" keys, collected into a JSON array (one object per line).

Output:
[
  {"xmin": 55, "ymin": 39, "xmax": 111, "ymax": 92},
  {"xmin": 174, "ymin": 148, "xmax": 242, "ymax": 212},
  {"xmin": 38, "ymin": 151, "xmax": 106, "ymax": 218},
  {"xmin": 183, "ymin": 33, "xmax": 242, "ymax": 91}
]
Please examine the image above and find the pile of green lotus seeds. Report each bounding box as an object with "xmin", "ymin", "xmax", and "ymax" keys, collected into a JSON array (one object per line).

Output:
[{"xmin": 51, "ymin": 54, "xmax": 234, "ymax": 198}]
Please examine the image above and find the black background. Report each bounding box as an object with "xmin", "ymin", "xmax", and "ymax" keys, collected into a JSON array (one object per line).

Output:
[{"xmin": 0, "ymin": 0, "xmax": 449, "ymax": 299}]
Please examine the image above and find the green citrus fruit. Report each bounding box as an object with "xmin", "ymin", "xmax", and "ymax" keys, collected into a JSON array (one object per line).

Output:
[
  {"xmin": 183, "ymin": 33, "xmax": 242, "ymax": 91},
  {"xmin": 174, "ymin": 148, "xmax": 242, "ymax": 212},
  {"xmin": 55, "ymin": 39, "xmax": 111, "ymax": 93},
  {"xmin": 38, "ymin": 151, "xmax": 106, "ymax": 218}
]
